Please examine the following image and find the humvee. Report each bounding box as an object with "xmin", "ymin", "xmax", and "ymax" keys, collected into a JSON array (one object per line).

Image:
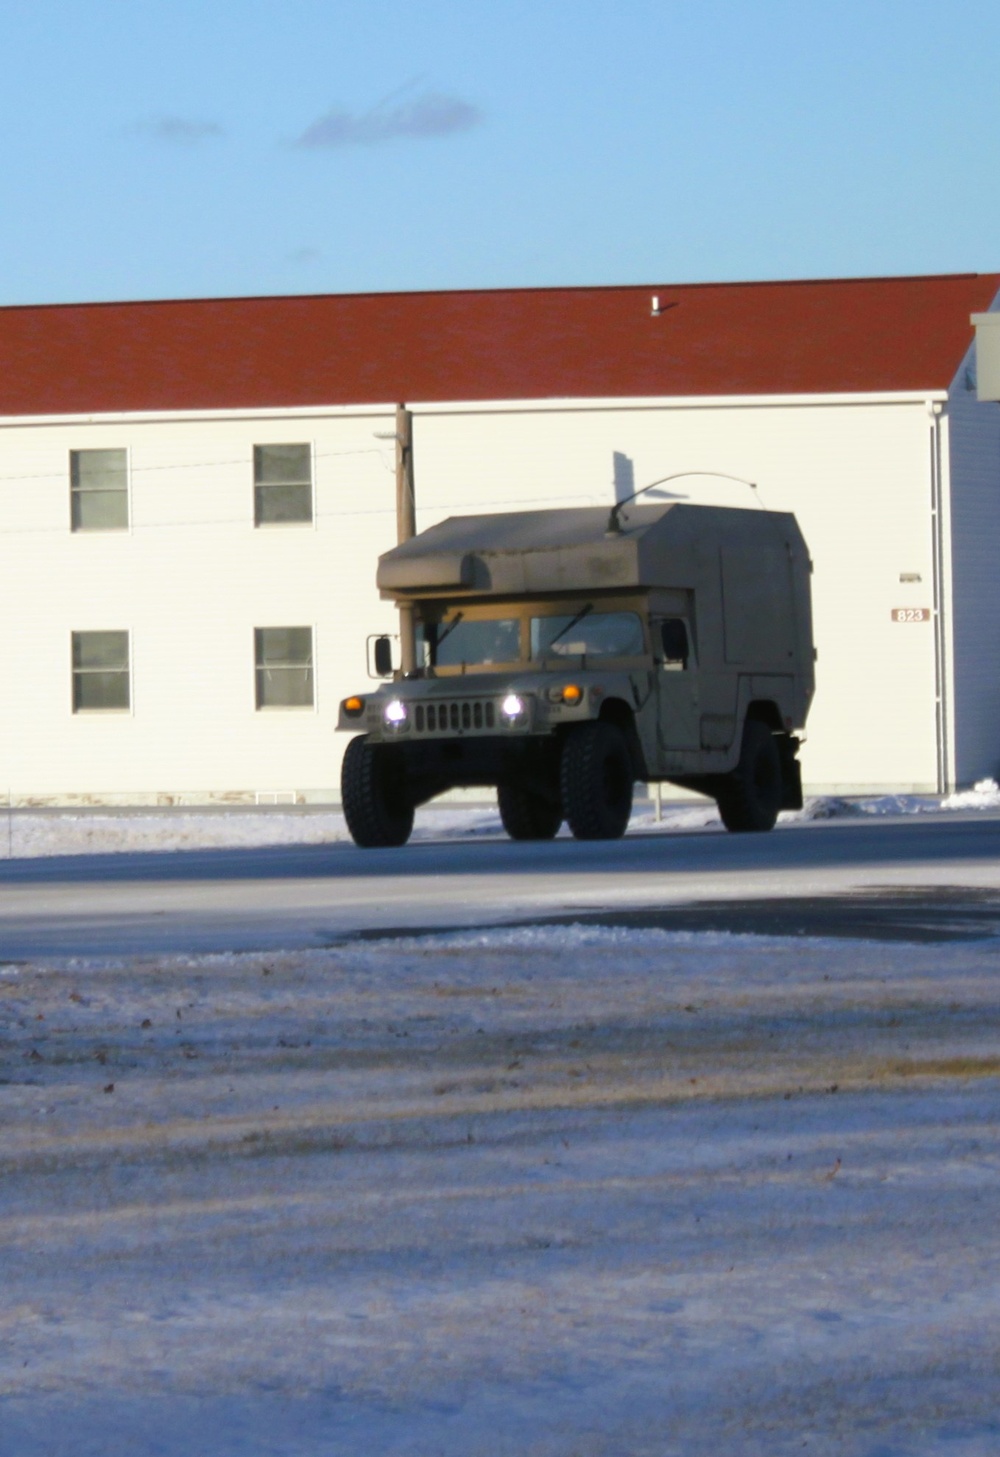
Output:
[{"xmin": 337, "ymin": 502, "xmax": 814, "ymax": 847}]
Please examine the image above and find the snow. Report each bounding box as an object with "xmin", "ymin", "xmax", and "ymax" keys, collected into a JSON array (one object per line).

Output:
[
  {"xmin": 941, "ymin": 777, "xmax": 1000, "ymax": 812},
  {"xmin": 4, "ymin": 797, "xmax": 1000, "ymax": 1450},
  {"xmin": 3, "ymin": 912, "xmax": 1000, "ymax": 1454},
  {"xmin": 4, "ymin": 777, "xmax": 999, "ymax": 859}
]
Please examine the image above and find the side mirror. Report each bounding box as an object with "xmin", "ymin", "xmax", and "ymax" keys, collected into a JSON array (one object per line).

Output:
[{"xmin": 370, "ymin": 635, "xmax": 395, "ymax": 678}]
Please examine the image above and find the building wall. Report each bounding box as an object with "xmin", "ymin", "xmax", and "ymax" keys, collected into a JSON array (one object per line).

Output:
[
  {"xmin": 415, "ymin": 395, "xmax": 941, "ymax": 794},
  {"xmin": 947, "ymin": 343, "xmax": 1000, "ymax": 786},
  {"xmin": 0, "ymin": 391, "xmax": 946, "ymax": 803},
  {"xmin": 0, "ymin": 408, "xmax": 401, "ymax": 803}
]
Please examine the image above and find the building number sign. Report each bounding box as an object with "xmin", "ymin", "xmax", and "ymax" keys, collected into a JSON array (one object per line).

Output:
[{"xmin": 891, "ymin": 607, "xmax": 931, "ymax": 623}]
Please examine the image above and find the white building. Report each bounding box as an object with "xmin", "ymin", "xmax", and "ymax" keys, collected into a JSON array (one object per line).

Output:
[{"xmin": 0, "ymin": 272, "xmax": 998, "ymax": 805}]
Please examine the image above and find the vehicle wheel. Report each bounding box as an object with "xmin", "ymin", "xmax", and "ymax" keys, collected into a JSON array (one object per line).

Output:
[
  {"xmin": 497, "ymin": 783, "xmax": 562, "ymax": 841},
  {"xmin": 717, "ymin": 719, "xmax": 782, "ymax": 833},
  {"xmin": 560, "ymin": 722, "xmax": 634, "ymax": 840},
  {"xmin": 341, "ymin": 735, "xmax": 414, "ymax": 848}
]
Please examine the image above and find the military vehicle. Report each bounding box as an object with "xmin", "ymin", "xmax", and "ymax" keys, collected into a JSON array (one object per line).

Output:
[{"xmin": 337, "ymin": 501, "xmax": 814, "ymax": 847}]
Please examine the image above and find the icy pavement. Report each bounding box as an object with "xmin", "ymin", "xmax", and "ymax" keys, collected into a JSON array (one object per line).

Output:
[
  {"xmin": 2, "ymin": 924, "xmax": 1000, "ymax": 1455},
  {"xmin": 3, "ymin": 778, "xmax": 1000, "ymax": 858}
]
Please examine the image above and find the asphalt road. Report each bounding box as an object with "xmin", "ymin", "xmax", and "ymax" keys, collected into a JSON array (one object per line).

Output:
[{"xmin": 2, "ymin": 811, "xmax": 1000, "ymax": 958}]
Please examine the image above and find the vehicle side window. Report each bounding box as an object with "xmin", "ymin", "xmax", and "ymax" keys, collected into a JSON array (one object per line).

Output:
[
  {"xmin": 531, "ymin": 611, "xmax": 645, "ymax": 659},
  {"xmin": 660, "ymin": 618, "xmax": 690, "ymax": 670}
]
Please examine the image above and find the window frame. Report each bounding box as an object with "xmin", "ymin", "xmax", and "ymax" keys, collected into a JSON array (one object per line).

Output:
[
  {"xmin": 252, "ymin": 442, "xmax": 315, "ymax": 528},
  {"xmin": 70, "ymin": 629, "xmax": 132, "ymax": 714},
  {"xmin": 253, "ymin": 625, "xmax": 316, "ymax": 710},
  {"xmin": 69, "ymin": 447, "xmax": 131, "ymax": 533},
  {"xmin": 413, "ymin": 595, "xmax": 652, "ymax": 677},
  {"xmin": 656, "ymin": 617, "xmax": 694, "ymax": 671}
]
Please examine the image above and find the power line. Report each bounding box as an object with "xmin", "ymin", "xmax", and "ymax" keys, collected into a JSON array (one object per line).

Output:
[
  {"xmin": 0, "ymin": 444, "xmax": 392, "ymax": 486},
  {"xmin": 0, "ymin": 490, "xmax": 604, "ymax": 536}
]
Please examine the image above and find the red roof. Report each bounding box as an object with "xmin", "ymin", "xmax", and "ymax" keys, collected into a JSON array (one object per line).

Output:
[{"xmin": 0, "ymin": 274, "xmax": 996, "ymax": 416}]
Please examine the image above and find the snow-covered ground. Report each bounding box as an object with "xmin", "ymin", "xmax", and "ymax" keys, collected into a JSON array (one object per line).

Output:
[
  {"xmin": 3, "ymin": 912, "xmax": 1000, "ymax": 1455},
  {"xmin": 4, "ymin": 778, "xmax": 1000, "ymax": 858}
]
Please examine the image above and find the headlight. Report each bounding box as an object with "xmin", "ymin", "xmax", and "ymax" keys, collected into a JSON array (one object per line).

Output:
[
  {"xmin": 383, "ymin": 699, "xmax": 409, "ymax": 728},
  {"xmin": 500, "ymin": 693, "xmax": 525, "ymax": 720}
]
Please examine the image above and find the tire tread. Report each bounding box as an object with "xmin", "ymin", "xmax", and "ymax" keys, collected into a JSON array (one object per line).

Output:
[
  {"xmin": 717, "ymin": 720, "xmax": 781, "ymax": 833},
  {"xmin": 560, "ymin": 722, "xmax": 633, "ymax": 840},
  {"xmin": 497, "ymin": 783, "xmax": 562, "ymax": 841},
  {"xmin": 341, "ymin": 735, "xmax": 414, "ymax": 848}
]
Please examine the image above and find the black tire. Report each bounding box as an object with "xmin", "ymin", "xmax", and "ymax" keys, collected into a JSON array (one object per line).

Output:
[
  {"xmin": 341, "ymin": 735, "xmax": 414, "ymax": 848},
  {"xmin": 497, "ymin": 783, "xmax": 563, "ymax": 841},
  {"xmin": 560, "ymin": 721, "xmax": 634, "ymax": 840},
  {"xmin": 717, "ymin": 719, "xmax": 782, "ymax": 833}
]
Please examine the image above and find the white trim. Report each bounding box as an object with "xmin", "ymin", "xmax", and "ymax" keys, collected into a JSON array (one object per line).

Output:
[
  {"xmin": 310, "ymin": 439, "xmax": 317, "ymax": 533},
  {"xmin": 0, "ymin": 404, "xmax": 399, "ymax": 429},
  {"xmin": 928, "ymin": 405, "xmax": 952, "ymax": 791},
  {"xmin": 936, "ymin": 406, "xmax": 956, "ymax": 791},
  {"xmin": 0, "ymin": 390, "xmax": 950, "ymax": 430},
  {"xmin": 409, "ymin": 391, "xmax": 951, "ymax": 416}
]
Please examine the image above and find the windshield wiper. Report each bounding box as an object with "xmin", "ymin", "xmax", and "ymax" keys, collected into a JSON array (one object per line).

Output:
[
  {"xmin": 435, "ymin": 612, "xmax": 464, "ymax": 647},
  {"xmin": 426, "ymin": 612, "xmax": 464, "ymax": 666},
  {"xmin": 545, "ymin": 603, "xmax": 593, "ymax": 649}
]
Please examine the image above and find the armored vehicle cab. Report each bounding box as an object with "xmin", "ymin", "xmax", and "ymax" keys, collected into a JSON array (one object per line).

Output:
[{"xmin": 337, "ymin": 502, "xmax": 814, "ymax": 847}]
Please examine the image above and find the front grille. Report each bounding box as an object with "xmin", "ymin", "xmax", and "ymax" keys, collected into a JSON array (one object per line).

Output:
[{"xmin": 414, "ymin": 699, "xmax": 497, "ymax": 734}]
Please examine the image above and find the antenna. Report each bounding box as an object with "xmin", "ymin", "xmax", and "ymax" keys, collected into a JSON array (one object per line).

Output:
[{"xmin": 605, "ymin": 470, "xmax": 759, "ymax": 536}]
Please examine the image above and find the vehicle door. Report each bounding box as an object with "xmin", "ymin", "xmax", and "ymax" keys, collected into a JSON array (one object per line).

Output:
[{"xmin": 654, "ymin": 618, "xmax": 700, "ymax": 750}]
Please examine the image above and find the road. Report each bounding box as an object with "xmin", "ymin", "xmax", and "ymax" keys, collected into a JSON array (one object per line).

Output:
[{"xmin": 2, "ymin": 811, "xmax": 1000, "ymax": 957}]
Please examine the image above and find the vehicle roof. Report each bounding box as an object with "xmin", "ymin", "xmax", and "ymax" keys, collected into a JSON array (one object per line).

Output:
[{"xmin": 377, "ymin": 502, "xmax": 805, "ymax": 598}]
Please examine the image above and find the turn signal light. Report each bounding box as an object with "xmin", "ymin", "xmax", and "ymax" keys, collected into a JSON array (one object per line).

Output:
[
  {"xmin": 561, "ymin": 684, "xmax": 583, "ymax": 705},
  {"xmin": 343, "ymin": 696, "xmax": 365, "ymax": 716}
]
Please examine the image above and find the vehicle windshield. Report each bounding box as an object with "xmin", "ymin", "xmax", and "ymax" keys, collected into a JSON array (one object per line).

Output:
[
  {"xmin": 531, "ymin": 610, "xmax": 645, "ymax": 659},
  {"xmin": 417, "ymin": 616, "xmax": 521, "ymax": 668}
]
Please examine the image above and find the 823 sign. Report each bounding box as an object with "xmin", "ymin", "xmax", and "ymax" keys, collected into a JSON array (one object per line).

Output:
[{"xmin": 891, "ymin": 607, "xmax": 931, "ymax": 623}]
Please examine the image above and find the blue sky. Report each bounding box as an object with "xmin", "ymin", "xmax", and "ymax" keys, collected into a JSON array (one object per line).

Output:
[{"xmin": 3, "ymin": 0, "xmax": 999, "ymax": 305}]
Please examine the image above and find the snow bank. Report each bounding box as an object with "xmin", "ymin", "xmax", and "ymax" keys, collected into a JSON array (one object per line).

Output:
[
  {"xmin": 1, "ymin": 778, "xmax": 997, "ymax": 859},
  {"xmin": 942, "ymin": 777, "xmax": 1000, "ymax": 811},
  {"xmin": 793, "ymin": 777, "xmax": 1000, "ymax": 820}
]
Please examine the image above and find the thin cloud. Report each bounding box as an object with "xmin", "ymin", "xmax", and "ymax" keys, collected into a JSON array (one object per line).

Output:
[
  {"xmin": 131, "ymin": 116, "xmax": 225, "ymax": 145},
  {"xmin": 288, "ymin": 246, "xmax": 323, "ymax": 264},
  {"xmin": 295, "ymin": 92, "xmax": 480, "ymax": 148}
]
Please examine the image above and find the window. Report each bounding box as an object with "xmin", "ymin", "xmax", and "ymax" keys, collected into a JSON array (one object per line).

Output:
[
  {"xmin": 72, "ymin": 631, "xmax": 130, "ymax": 712},
  {"xmin": 70, "ymin": 449, "xmax": 129, "ymax": 531},
  {"xmin": 416, "ymin": 615, "xmax": 522, "ymax": 668},
  {"xmin": 255, "ymin": 627, "xmax": 314, "ymax": 708},
  {"xmin": 531, "ymin": 611, "xmax": 645, "ymax": 660},
  {"xmin": 253, "ymin": 444, "xmax": 313, "ymax": 525},
  {"xmin": 659, "ymin": 618, "xmax": 691, "ymax": 670}
]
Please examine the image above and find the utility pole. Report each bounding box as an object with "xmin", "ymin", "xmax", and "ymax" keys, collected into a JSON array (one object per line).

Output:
[{"xmin": 394, "ymin": 403, "xmax": 417, "ymax": 675}]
